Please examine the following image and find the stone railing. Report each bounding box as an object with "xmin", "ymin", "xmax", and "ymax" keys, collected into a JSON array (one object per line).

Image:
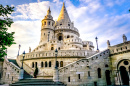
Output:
[
  {"xmin": 109, "ymin": 41, "xmax": 130, "ymax": 55},
  {"xmin": 55, "ymin": 26, "xmax": 79, "ymax": 32},
  {"xmin": 18, "ymin": 50, "xmax": 89, "ymax": 60},
  {"xmin": 16, "ymin": 56, "xmax": 34, "ymax": 76},
  {"xmin": 58, "ymin": 49, "xmax": 110, "ymax": 86}
]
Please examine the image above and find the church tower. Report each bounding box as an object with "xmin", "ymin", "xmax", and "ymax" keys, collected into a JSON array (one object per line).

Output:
[{"xmin": 39, "ymin": 7, "xmax": 55, "ymax": 45}]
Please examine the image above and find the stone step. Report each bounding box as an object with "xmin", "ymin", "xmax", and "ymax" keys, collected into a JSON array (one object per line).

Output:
[{"xmin": 10, "ymin": 79, "xmax": 66, "ymax": 86}]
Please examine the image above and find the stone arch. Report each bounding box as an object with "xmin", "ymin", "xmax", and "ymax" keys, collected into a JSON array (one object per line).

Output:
[{"xmin": 120, "ymin": 66, "xmax": 129, "ymax": 85}]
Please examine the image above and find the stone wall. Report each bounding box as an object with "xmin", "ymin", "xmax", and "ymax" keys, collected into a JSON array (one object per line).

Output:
[
  {"xmin": 58, "ymin": 49, "xmax": 111, "ymax": 86},
  {"xmin": 1, "ymin": 57, "xmax": 20, "ymax": 84}
]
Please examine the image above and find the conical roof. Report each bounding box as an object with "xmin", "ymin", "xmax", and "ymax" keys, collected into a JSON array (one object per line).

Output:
[{"xmin": 57, "ymin": 2, "xmax": 71, "ymax": 22}]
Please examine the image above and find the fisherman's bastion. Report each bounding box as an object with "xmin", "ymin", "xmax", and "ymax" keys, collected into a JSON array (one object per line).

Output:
[{"xmin": 0, "ymin": 3, "xmax": 130, "ymax": 86}]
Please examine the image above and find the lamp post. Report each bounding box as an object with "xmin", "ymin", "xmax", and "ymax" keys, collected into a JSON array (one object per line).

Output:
[
  {"xmin": 53, "ymin": 49, "xmax": 59, "ymax": 82},
  {"xmin": 21, "ymin": 51, "xmax": 25, "ymax": 69},
  {"xmin": 95, "ymin": 37, "xmax": 99, "ymax": 51},
  {"xmin": 55, "ymin": 49, "xmax": 58, "ymax": 69},
  {"xmin": 19, "ymin": 51, "xmax": 25, "ymax": 80}
]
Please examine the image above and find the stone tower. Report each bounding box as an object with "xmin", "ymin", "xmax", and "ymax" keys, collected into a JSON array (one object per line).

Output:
[{"xmin": 39, "ymin": 7, "xmax": 55, "ymax": 45}]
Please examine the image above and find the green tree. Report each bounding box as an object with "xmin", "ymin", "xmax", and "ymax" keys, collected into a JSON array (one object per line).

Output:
[{"xmin": 0, "ymin": 4, "xmax": 15, "ymax": 59}]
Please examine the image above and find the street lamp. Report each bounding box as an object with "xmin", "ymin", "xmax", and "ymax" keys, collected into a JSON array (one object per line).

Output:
[
  {"xmin": 55, "ymin": 49, "xmax": 58, "ymax": 69},
  {"xmin": 95, "ymin": 37, "xmax": 99, "ymax": 51},
  {"xmin": 21, "ymin": 51, "xmax": 25, "ymax": 69},
  {"xmin": 53, "ymin": 49, "xmax": 59, "ymax": 82}
]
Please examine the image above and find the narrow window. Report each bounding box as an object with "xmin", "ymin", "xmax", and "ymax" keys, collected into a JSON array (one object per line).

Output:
[
  {"xmin": 88, "ymin": 71, "xmax": 90, "ymax": 77},
  {"xmin": 60, "ymin": 61, "xmax": 63, "ymax": 67},
  {"xmin": 12, "ymin": 76, "xmax": 13, "ymax": 81},
  {"xmin": 35, "ymin": 62, "xmax": 37, "ymax": 68},
  {"xmin": 78, "ymin": 74, "xmax": 80, "ymax": 79},
  {"xmin": 56, "ymin": 61, "xmax": 59, "ymax": 67},
  {"xmin": 32, "ymin": 62, "xmax": 34, "ymax": 68},
  {"xmin": 49, "ymin": 61, "xmax": 51, "ymax": 67},
  {"xmin": 41, "ymin": 62, "xmax": 43, "ymax": 68},
  {"xmin": 68, "ymin": 76, "xmax": 70, "ymax": 82},
  {"xmin": 48, "ymin": 21, "xmax": 50, "ymax": 25},
  {"xmin": 8, "ymin": 74, "xmax": 9, "ymax": 79},
  {"xmin": 45, "ymin": 61, "xmax": 47, "ymax": 67},
  {"xmin": 68, "ymin": 24, "xmax": 70, "ymax": 26},
  {"xmin": 44, "ymin": 22, "xmax": 46, "ymax": 25},
  {"xmin": 98, "ymin": 68, "xmax": 101, "ymax": 78},
  {"xmin": 44, "ymin": 33, "xmax": 45, "ymax": 35},
  {"xmin": 58, "ymin": 47, "xmax": 60, "ymax": 50}
]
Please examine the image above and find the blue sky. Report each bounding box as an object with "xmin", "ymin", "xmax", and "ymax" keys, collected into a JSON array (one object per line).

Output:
[{"xmin": 1, "ymin": 0, "xmax": 130, "ymax": 59}]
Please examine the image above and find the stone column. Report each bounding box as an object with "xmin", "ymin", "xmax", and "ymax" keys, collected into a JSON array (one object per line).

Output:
[
  {"xmin": 53, "ymin": 67, "xmax": 59, "ymax": 82},
  {"xmin": 19, "ymin": 69, "xmax": 24, "ymax": 80}
]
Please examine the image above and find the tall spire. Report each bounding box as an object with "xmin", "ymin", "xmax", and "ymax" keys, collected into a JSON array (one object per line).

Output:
[
  {"xmin": 57, "ymin": 2, "xmax": 71, "ymax": 22},
  {"xmin": 47, "ymin": 6, "xmax": 51, "ymax": 15}
]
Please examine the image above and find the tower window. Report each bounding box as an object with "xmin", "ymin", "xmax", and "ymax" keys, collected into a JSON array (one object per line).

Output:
[
  {"xmin": 45, "ymin": 61, "xmax": 47, "ymax": 67},
  {"xmin": 41, "ymin": 62, "xmax": 43, "ymax": 67},
  {"xmin": 67, "ymin": 35, "xmax": 70, "ymax": 38},
  {"xmin": 56, "ymin": 61, "xmax": 59, "ymax": 67},
  {"xmin": 35, "ymin": 62, "xmax": 37, "ymax": 68},
  {"xmin": 88, "ymin": 71, "xmax": 90, "ymax": 77},
  {"xmin": 49, "ymin": 61, "xmax": 51, "ymax": 67},
  {"xmin": 48, "ymin": 22, "xmax": 50, "ymax": 25},
  {"xmin": 44, "ymin": 22, "xmax": 46, "ymax": 25}
]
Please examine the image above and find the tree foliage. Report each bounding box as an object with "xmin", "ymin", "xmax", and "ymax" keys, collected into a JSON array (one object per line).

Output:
[{"xmin": 0, "ymin": 4, "xmax": 15, "ymax": 58}]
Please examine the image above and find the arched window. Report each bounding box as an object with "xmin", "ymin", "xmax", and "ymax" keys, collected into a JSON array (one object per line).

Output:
[
  {"xmin": 67, "ymin": 35, "xmax": 70, "ymax": 38},
  {"xmin": 98, "ymin": 68, "xmax": 101, "ymax": 78},
  {"xmin": 58, "ymin": 47, "xmax": 60, "ymax": 50},
  {"xmin": 44, "ymin": 22, "xmax": 46, "ymax": 25},
  {"xmin": 35, "ymin": 62, "xmax": 37, "ymax": 68},
  {"xmin": 51, "ymin": 47, "xmax": 54, "ymax": 50},
  {"xmin": 45, "ymin": 61, "xmax": 47, "ymax": 67},
  {"xmin": 32, "ymin": 62, "xmax": 34, "ymax": 68},
  {"xmin": 49, "ymin": 61, "xmax": 51, "ymax": 67},
  {"xmin": 60, "ymin": 61, "xmax": 63, "ymax": 67},
  {"xmin": 48, "ymin": 21, "xmax": 50, "ymax": 25},
  {"xmin": 41, "ymin": 62, "xmax": 43, "ymax": 68},
  {"xmin": 88, "ymin": 71, "xmax": 90, "ymax": 77},
  {"xmin": 105, "ymin": 64, "xmax": 109, "ymax": 67},
  {"xmin": 56, "ymin": 61, "xmax": 59, "ymax": 67},
  {"xmin": 59, "ymin": 36, "xmax": 62, "ymax": 41}
]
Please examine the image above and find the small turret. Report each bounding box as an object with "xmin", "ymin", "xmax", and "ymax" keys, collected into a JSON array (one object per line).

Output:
[
  {"xmin": 107, "ymin": 40, "xmax": 110, "ymax": 47},
  {"xmin": 29, "ymin": 47, "xmax": 31, "ymax": 53},
  {"xmin": 122, "ymin": 34, "xmax": 127, "ymax": 43}
]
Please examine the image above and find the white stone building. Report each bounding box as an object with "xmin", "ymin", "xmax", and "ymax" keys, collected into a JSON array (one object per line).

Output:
[{"xmin": 0, "ymin": 3, "xmax": 129, "ymax": 86}]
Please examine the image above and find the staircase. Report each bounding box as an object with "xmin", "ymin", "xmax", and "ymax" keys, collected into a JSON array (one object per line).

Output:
[{"xmin": 10, "ymin": 79, "xmax": 66, "ymax": 86}]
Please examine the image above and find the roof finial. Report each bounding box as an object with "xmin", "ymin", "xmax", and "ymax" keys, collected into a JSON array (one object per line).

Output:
[{"xmin": 47, "ymin": 6, "xmax": 51, "ymax": 15}]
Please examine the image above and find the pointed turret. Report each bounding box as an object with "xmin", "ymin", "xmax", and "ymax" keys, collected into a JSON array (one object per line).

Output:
[{"xmin": 57, "ymin": 2, "xmax": 71, "ymax": 22}]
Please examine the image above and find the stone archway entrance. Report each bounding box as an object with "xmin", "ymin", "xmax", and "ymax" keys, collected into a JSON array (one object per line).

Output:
[
  {"xmin": 120, "ymin": 66, "xmax": 129, "ymax": 85},
  {"xmin": 105, "ymin": 70, "xmax": 111, "ymax": 85}
]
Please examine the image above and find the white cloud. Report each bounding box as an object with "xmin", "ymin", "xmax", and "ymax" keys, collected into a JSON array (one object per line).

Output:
[{"xmin": 6, "ymin": 0, "xmax": 130, "ymax": 58}]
